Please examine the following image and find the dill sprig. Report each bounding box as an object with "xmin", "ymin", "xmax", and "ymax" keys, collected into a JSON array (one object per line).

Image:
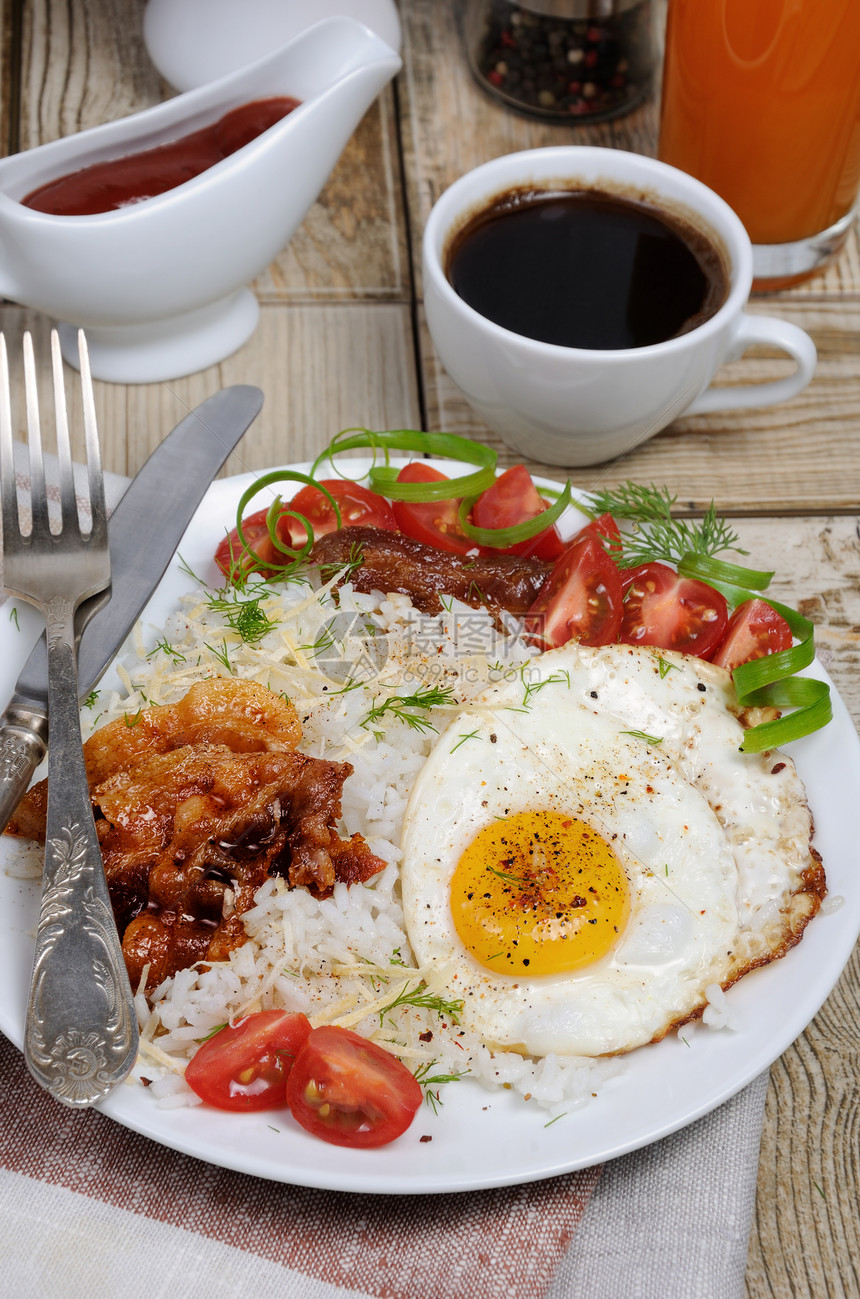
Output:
[
  {"xmin": 315, "ymin": 540, "xmax": 366, "ymax": 588},
  {"xmin": 361, "ymin": 685, "xmax": 456, "ymax": 734},
  {"xmin": 414, "ymin": 1060, "xmax": 469, "ymax": 1113},
  {"xmin": 205, "ymin": 585, "xmax": 280, "ymax": 644},
  {"xmin": 147, "ymin": 637, "xmax": 186, "ymax": 665},
  {"xmin": 177, "ymin": 554, "xmax": 204, "ymax": 586},
  {"xmin": 204, "ymin": 639, "xmax": 234, "ymax": 673},
  {"xmin": 619, "ymin": 729, "xmax": 663, "ymax": 745},
  {"xmin": 328, "ymin": 676, "xmax": 365, "ymax": 697},
  {"xmin": 585, "ymin": 482, "xmax": 745, "ymax": 568},
  {"xmin": 487, "ymin": 864, "xmax": 529, "ymax": 886},
  {"xmin": 377, "ymin": 981, "xmax": 464, "ymax": 1028},
  {"xmin": 197, "ymin": 1022, "xmax": 228, "ymax": 1043},
  {"xmin": 298, "ymin": 621, "xmax": 339, "ymax": 659},
  {"xmin": 337, "ymin": 540, "xmax": 366, "ymax": 583},
  {"xmin": 451, "ymin": 727, "xmax": 480, "ymax": 752},
  {"xmin": 513, "ymin": 667, "xmax": 571, "ymax": 711}
]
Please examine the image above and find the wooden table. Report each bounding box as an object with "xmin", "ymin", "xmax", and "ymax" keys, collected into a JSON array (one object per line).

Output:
[{"xmin": 1, "ymin": 2, "xmax": 858, "ymax": 1293}]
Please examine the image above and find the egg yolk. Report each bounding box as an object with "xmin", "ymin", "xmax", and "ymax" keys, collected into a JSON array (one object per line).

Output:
[{"xmin": 450, "ymin": 810, "xmax": 630, "ymax": 976}]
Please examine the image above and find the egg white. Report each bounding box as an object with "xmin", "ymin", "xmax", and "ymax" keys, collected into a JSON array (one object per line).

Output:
[{"xmin": 400, "ymin": 642, "xmax": 823, "ymax": 1058}]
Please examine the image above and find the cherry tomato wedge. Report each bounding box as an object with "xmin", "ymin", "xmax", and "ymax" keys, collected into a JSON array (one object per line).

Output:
[
  {"xmin": 620, "ymin": 562, "xmax": 729, "ymax": 659},
  {"xmin": 185, "ymin": 1010, "xmax": 312, "ymax": 1112},
  {"xmin": 277, "ymin": 479, "xmax": 396, "ymax": 548},
  {"xmin": 286, "ymin": 1025, "xmax": 423, "ymax": 1148},
  {"xmin": 711, "ymin": 597, "xmax": 793, "ymax": 670},
  {"xmin": 471, "ymin": 464, "xmax": 564, "ymax": 561},
  {"xmin": 571, "ymin": 512, "xmax": 623, "ymax": 560},
  {"xmin": 524, "ymin": 534, "xmax": 624, "ymax": 649},
  {"xmin": 214, "ymin": 507, "xmax": 281, "ymax": 581},
  {"xmin": 391, "ymin": 462, "xmax": 477, "ymax": 555}
]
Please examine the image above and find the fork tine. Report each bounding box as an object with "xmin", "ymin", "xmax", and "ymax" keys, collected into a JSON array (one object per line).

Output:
[
  {"xmin": 51, "ymin": 330, "xmax": 77, "ymax": 534},
  {"xmin": 23, "ymin": 332, "xmax": 50, "ymax": 540},
  {"xmin": 0, "ymin": 334, "xmax": 18, "ymax": 544},
  {"xmin": 76, "ymin": 330, "xmax": 106, "ymax": 545}
]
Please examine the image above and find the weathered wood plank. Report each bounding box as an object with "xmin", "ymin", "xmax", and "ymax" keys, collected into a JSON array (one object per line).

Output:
[
  {"xmin": 20, "ymin": 0, "xmax": 166, "ymax": 146},
  {"xmin": 0, "ymin": 0, "xmax": 18, "ymax": 156},
  {"xmin": 0, "ymin": 300, "xmax": 422, "ymax": 477},
  {"xmin": 254, "ymin": 90, "xmax": 409, "ymax": 304},
  {"xmin": 417, "ymin": 299, "xmax": 860, "ymax": 515}
]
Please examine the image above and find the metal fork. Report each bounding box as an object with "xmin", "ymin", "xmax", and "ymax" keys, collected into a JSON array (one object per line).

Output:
[{"xmin": 0, "ymin": 329, "xmax": 138, "ymax": 1107}]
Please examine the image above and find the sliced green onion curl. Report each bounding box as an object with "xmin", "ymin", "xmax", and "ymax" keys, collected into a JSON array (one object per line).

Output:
[
  {"xmin": 678, "ymin": 553, "xmax": 774, "ymax": 591},
  {"xmin": 728, "ymin": 681, "xmax": 832, "ymax": 752},
  {"xmin": 456, "ymin": 480, "xmax": 573, "ymax": 548},
  {"xmin": 312, "ymin": 428, "xmax": 497, "ymax": 502},
  {"xmin": 678, "ymin": 552, "xmax": 830, "ymax": 752},
  {"xmin": 236, "ymin": 470, "xmax": 342, "ymax": 572}
]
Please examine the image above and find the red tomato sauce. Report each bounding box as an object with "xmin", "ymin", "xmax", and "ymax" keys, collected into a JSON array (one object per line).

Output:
[{"xmin": 22, "ymin": 96, "xmax": 301, "ymax": 216}]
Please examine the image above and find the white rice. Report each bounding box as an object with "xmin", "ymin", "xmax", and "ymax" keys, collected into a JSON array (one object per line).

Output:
[
  {"xmin": 701, "ymin": 983, "xmax": 738, "ymax": 1031},
  {"xmin": 91, "ymin": 566, "xmax": 632, "ymax": 1116}
]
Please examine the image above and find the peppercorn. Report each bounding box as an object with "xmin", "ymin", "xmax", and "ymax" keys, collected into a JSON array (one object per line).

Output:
[{"xmin": 467, "ymin": 0, "xmax": 655, "ymax": 124}]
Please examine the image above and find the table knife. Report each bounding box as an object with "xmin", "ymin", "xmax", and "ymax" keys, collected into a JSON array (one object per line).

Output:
[{"xmin": 0, "ymin": 383, "xmax": 263, "ymax": 832}]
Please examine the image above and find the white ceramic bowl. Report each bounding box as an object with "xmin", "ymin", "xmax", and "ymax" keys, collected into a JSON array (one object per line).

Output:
[
  {"xmin": 0, "ymin": 18, "xmax": 400, "ymax": 383},
  {"xmin": 143, "ymin": 0, "xmax": 403, "ymax": 91}
]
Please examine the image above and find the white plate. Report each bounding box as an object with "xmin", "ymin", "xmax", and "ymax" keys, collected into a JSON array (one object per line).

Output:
[
  {"xmin": 2, "ymin": 463, "xmax": 859, "ymax": 1195},
  {"xmin": 143, "ymin": 0, "xmax": 402, "ymax": 92}
]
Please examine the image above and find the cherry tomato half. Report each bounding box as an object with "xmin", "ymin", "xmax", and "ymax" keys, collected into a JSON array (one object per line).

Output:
[
  {"xmin": 524, "ymin": 534, "xmax": 624, "ymax": 649},
  {"xmin": 214, "ymin": 507, "xmax": 281, "ymax": 582},
  {"xmin": 277, "ymin": 479, "xmax": 396, "ymax": 548},
  {"xmin": 571, "ymin": 512, "xmax": 623, "ymax": 560},
  {"xmin": 711, "ymin": 598, "xmax": 793, "ymax": 670},
  {"xmin": 620, "ymin": 562, "xmax": 728, "ymax": 659},
  {"xmin": 471, "ymin": 464, "xmax": 564, "ymax": 561},
  {"xmin": 286, "ymin": 1025, "xmax": 423, "ymax": 1148},
  {"xmin": 185, "ymin": 1010, "xmax": 313, "ymax": 1112},
  {"xmin": 391, "ymin": 462, "xmax": 477, "ymax": 555}
]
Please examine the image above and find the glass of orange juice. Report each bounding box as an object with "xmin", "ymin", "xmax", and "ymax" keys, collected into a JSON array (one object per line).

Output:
[{"xmin": 658, "ymin": 0, "xmax": 860, "ymax": 289}]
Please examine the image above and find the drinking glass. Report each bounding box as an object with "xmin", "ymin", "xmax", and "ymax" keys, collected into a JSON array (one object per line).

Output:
[{"xmin": 658, "ymin": 0, "xmax": 860, "ymax": 289}]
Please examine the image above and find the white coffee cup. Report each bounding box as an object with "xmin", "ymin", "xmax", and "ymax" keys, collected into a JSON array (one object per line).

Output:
[{"xmin": 423, "ymin": 147, "xmax": 817, "ymax": 467}]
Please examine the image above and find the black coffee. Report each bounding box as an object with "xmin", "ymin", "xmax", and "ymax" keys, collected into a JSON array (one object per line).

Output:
[{"xmin": 445, "ymin": 188, "xmax": 729, "ymax": 350}]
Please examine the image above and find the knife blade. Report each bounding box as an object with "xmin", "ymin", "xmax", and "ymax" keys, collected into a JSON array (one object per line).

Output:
[{"xmin": 0, "ymin": 383, "xmax": 263, "ymax": 831}]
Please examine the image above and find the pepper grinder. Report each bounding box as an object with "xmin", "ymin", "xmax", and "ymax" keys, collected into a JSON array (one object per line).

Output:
[{"xmin": 464, "ymin": 0, "xmax": 657, "ymax": 123}]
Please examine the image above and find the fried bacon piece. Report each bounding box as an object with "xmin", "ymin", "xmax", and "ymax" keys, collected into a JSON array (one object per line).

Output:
[
  {"xmin": 311, "ymin": 525, "xmax": 551, "ymax": 618},
  {"xmin": 9, "ymin": 677, "xmax": 301, "ymax": 840},
  {"xmin": 98, "ymin": 743, "xmax": 382, "ymax": 990},
  {"xmin": 8, "ymin": 680, "xmax": 384, "ymax": 990}
]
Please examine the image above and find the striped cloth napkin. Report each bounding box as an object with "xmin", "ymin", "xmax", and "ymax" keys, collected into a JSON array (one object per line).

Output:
[
  {"xmin": 0, "ymin": 1034, "xmax": 767, "ymax": 1299},
  {"xmin": 0, "ymin": 445, "xmax": 768, "ymax": 1298}
]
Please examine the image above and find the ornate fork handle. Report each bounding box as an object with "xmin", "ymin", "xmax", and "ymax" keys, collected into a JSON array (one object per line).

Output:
[{"xmin": 24, "ymin": 596, "xmax": 138, "ymax": 1106}]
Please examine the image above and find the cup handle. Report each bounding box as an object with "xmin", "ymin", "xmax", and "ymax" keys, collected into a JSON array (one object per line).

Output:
[{"xmin": 686, "ymin": 313, "xmax": 817, "ymax": 415}]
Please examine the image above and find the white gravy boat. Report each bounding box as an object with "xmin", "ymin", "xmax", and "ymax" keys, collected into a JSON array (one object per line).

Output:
[{"xmin": 0, "ymin": 17, "xmax": 401, "ymax": 382}]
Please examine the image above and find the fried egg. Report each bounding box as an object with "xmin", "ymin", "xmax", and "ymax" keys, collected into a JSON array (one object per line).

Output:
[{"xmin": 400, "ymin": 642, "xmax": 824, "ymax": 1057}]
